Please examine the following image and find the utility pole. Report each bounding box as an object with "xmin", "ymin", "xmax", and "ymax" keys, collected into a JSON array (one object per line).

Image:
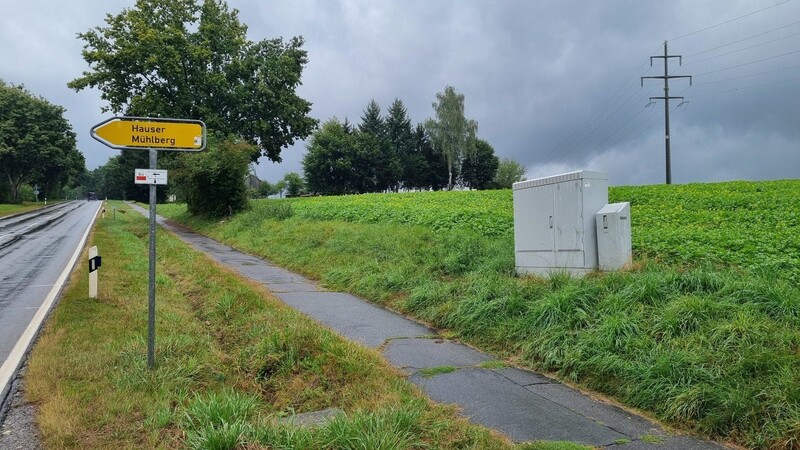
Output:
[{"xmin": 641, "ymin": 41, "xmax": 692, "ymax": 184}]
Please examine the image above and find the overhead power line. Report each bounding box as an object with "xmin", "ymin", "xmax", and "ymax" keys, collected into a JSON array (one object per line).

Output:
[
  {"xmin": 545, "ymin": 44, "xmax": 661, "ymax": 161},
  {"xmin": 546, "ymin": 81, "xmax": 660, "ymax": 171},
  {"xmin": 694, "ymin": 64, "xmax": 800, "ymax": 86},
  {"xmin": 695, "ymin": 49, "xmax": 800, "ymax": 76},
  {"xmin": 684, "ymin": 31, "xmax": 800, "ymax": 65},
  {"xmin": 691, "ymin": 76, "xmax": 800, "ymax": 98},
  {"xmin": 578, "ymin": 100, "xmax": 655, "ymax": 162},
  {"xmin": 547, "ymin": 4, "xmax": 797, "ymax": 175},
  {"xmin": 670, "ymin": 0, "xmax": 793, "ymax": 41},
  {"xmin": 577, "ymin": 107, "xmax": 664, "ymax": 170},
  {"xmin": 685, "ymin": 19, "xmax": 800, "ymax": 57}
]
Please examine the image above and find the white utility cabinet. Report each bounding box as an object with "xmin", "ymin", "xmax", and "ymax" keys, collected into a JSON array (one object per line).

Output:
[
  {"xmin": 513, "ymin": 170, "xmax": 608, "ymax": 276},
  {"xmin": 596, "ymin": 202, "xmax": 632, "ymax": 271}
]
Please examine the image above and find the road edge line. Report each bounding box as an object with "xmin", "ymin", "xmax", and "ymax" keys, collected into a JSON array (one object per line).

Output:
[{"xmin": 0, "ymin": 201, "xmax": 103, "ymax": 408}]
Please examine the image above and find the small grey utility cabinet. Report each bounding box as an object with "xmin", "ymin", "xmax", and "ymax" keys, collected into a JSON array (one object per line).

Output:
[
  {"xmin": 596, "ymin": 202, "xmax": 632, "ymax": 271},
  {"xmin": 513, "ymin": 170, "xmax": 609, "ymax": 276}
]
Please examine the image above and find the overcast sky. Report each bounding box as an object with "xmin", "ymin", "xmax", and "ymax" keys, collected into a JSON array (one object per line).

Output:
[{"xmin": 1, "ymin": 0, "xmax": 798, "ymax": 186}]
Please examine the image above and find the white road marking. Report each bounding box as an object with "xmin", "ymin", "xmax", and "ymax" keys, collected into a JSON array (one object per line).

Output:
[{"xmin": 0, "ymin": 202, "xmax": 102, "ymax": 401}]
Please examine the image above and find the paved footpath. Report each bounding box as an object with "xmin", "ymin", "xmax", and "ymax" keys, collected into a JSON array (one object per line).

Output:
[{"xmin": 132, "ymin": 204, "xmax": 728, "ymax": 449}]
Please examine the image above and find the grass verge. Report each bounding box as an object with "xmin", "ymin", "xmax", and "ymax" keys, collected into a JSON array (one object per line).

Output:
[
  {"xmin": 24, "ymin": 201, "xmax": 583, "ymax": 449},
  {"xmin": 157, "ymin": 182, "xmax": 800, "ymax": 449},
  {"xmin": 0, "ymin": 202, "xmax": 44, "ymax": 217}
]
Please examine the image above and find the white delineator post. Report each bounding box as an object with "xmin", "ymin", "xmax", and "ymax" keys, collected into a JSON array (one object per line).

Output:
[{"xmin": 89, "ymin": 246, "xmax": 99, "ymax": 298}]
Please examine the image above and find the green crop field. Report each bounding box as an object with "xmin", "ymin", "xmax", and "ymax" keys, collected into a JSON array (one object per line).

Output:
[
  {"xmin": 159, "ymin": 179, "xmax": 800, "ymax": 449},
  {"xmin": 277, "ymin": 179, "xmax": 800, "ymax": 283},
  {"xmin": 287, "ymin": 190, "xmax": 515, "ymax": 236}
]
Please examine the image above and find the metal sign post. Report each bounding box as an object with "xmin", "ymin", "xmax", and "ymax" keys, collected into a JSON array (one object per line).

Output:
[
  {"xmin": 90, "ymin": 116, "xmax": 206, "ymax": 370},
  {"xmin": 147, "ymin": 149, "xmax": 157, "ymax": 369}
]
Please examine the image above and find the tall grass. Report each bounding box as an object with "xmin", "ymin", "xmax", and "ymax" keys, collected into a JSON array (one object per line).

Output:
[
  {"xmin": 157, "ymin": 179, "xmax": 800, "ymax": 449},
  {"xmin": 25, "ymin": 202, "xmax": 564, "ymax": 450},
  {"xmin": 0, "ymin": 201, "xmax": 43, "ymax": 217}
]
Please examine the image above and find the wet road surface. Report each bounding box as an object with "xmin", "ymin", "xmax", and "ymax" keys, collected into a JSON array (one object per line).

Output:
[{"xmin": 0, "ymin": 201, "xmax": 100, "ymax": 402}]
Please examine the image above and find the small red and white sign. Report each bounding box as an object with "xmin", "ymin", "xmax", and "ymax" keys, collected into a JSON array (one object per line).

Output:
[{"xmin": 134, "ymin": 169, "xmax": 168, "ymax": 185}]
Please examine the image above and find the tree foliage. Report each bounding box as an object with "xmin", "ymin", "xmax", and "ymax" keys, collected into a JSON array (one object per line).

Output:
[
  {"xmin": 303, "ymin": 96, "xmax": 493, "ymax": 195},
  {"xmin": 409, "ymin": 124, "xmax": 450, "ymax": 191},
  {"xmin": 461, "ymin": 139, "xmax": 499, "ymax": 190},
  {"xmin": 303, "ymin": 118, "xmax": 358, "ymax": 195},
  {"xmin": 493, "ymin": 158, "xmax": 527, "ymax": 189},
  {"xmin": 257, "ymin": 180, "xmax": 279, "ymax": 198},
  {"xmin": 282, "ymin": 172, "xmax": 305, "ymax": 197},
  {"xmin": 358, "ymin": 100, "xmax": 402, "ymax": 192},
  {"xmin": 303, "ymin": 113, "xmax": 430, "ymax": 196},
  {"xmin": 358, "ymin": 100, "xmax": 385, "ymax": 137},
  {"xmin": 169, "ymin": 137, "xmax": 252, "ymax": 217},
  {"xmin": 0, "ymin": 80, "xmax": 84, "ymax": 202},
  {"xmin": 386, "ymin": 99, "xmax": 414, "ymax": 191},
  {"xmin": 424, "ymin": 86, "xmax": 478, "ymax": 190},
  {"xmin": 69, "ymin": 0, "xmax": 317, "ymax": 163}
]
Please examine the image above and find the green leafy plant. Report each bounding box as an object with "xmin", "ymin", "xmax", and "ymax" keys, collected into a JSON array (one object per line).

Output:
[{"xmin": 157, "ymin": 179, "xmax": 800, "ymax": 449}]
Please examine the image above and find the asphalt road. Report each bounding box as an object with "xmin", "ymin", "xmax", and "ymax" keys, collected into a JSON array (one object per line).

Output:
[{"xmin": 0, "ymin": 200, "xmax": 100, "ymax": 403}]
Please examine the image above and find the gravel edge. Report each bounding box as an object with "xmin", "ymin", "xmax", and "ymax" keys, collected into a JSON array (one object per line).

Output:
[{"xmin": 0, "ymin": 363, "xmax": 43, "ymax": 450}]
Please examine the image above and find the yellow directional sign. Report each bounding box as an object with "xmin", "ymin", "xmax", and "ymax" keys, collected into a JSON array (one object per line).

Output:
[{"xmin": 91, "ymin": 117, "xmax": 206, "ymax": 151}]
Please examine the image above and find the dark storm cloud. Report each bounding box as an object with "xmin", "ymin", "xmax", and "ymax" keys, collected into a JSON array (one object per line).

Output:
[{"xmin": 1, "ymin": 0, "xmax": 797, "ymax": 186}]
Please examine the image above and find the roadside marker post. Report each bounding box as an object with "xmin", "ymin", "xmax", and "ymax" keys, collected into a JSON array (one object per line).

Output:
[
  {"xmin": 88, "ymin": 246, "xmax": 101, "ymax": 298},
  {"xmin": 91, "ymin": 116, "xmax": 206, "ymax": 369}
]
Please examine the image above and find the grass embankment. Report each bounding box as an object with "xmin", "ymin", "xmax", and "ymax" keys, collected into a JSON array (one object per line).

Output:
[
  {"xmin": 26, "ymin": 202, "xmax": 575, "ymax": 449},
  {"xmin": 0, "ymin": 202, "xmax": 43, "ymax": 217},
  {"xmin": 159, "ymin": 179, "xmax": 800, "ymax": 449}
]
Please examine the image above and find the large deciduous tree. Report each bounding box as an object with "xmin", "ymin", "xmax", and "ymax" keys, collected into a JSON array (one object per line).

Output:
[
  {"xmin": 68, "ymin": 0, "xmax": 317, "ymax": 163},
  {"xmin": 0, "ymin": 81, "xmax": 84, "ymax": 202},
  {"xmin": 424, "ymin": 86, "xmax": 477, "ymax": 190},
  {"xmin": 493, "ymin": 158, "xmax": 527, "ymax": 189},
  {"xmin": 282, "ymin": 172, "xmax": 305, "ymax": 197},
  {"xmin": 303, "ymin": 118, "xmax": 359, "ymax": 195},
  {"xmin": 461, "ymin": 139, "xmax": 499, "ymax": 190}
]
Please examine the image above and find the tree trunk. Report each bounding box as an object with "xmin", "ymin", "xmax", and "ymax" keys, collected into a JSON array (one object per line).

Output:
[
  {"xmin": 6, "ymin": 172, "xmax": 20, "ymax": 203},
  {"xmin": 447, "ymin": 168, "xmax": 453, "ymax": 191},
  {"xmin": 446, "ymin": 153, "xmax": 454, "ymax": 191}
]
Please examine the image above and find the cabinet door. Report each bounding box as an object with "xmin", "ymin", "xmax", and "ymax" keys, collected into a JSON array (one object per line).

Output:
[
  {"xmin": 513, "ymin": 184, "xmax": 555, "ymax": 252},
  {"xmin": 553, "ymin": 181, "xmax": 584, "ymax": 252}
]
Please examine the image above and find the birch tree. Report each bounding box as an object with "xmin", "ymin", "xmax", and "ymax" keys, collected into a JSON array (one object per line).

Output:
[{"xmin": 424, "ymin": 86, "xmax": 477, "ymax": 190}]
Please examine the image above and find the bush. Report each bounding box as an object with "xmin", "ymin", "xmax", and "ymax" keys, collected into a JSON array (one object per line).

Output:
[
  {"xmin": 170, "ymin": 137, "xmax": 252, "ymax": 218},
  {"xmin": 17, "ymin": 184, "xmax": 35, "ymax": 202}
]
